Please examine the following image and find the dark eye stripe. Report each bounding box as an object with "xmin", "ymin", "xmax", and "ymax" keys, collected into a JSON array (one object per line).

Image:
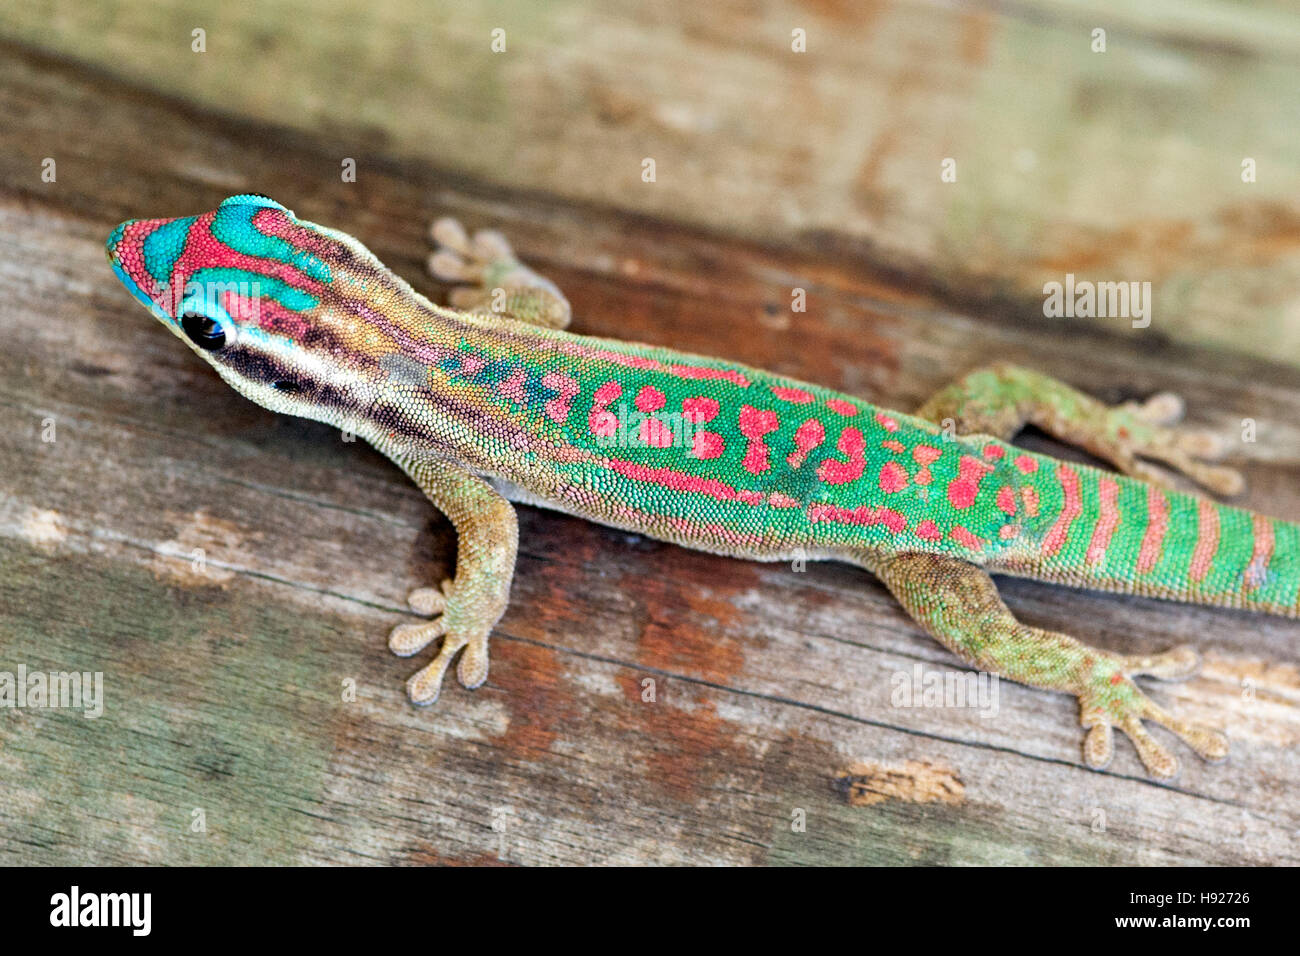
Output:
[{"xmin": 180, "ymin": 311, "xmax": 226, "ymax": 351}]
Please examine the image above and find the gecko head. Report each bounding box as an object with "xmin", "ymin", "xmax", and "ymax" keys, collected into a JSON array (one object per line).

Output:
[{"xmin": 106, "ymin": 194, "xmax": 420, "ymax": 430}]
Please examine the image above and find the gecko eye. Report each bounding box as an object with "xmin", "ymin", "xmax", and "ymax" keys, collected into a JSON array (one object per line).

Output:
[{"xmin": 180, "ymin": 311, "xmax": 226, "ymax": 351}]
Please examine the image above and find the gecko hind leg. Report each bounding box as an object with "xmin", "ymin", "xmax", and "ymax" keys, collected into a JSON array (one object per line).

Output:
[
  {"xmin": 870, "ymin": 551, "xmax": 1228, "ymax": 778},
  {"xmin": 427, "ymin": 216, "xmax": 572, "ymax": 329},
  {"xmin": 916, "ymin": 362, "xmax": 1243, "ymax": 496}
]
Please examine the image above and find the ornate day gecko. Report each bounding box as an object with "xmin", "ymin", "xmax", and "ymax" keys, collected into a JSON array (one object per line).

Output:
[{"xmin": 106, "ymin": 195, "xmax": 1298, "ymax": 778}]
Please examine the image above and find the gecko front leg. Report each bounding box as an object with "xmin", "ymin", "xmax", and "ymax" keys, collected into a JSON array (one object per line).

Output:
[
  {"xmin": 427, "ymin": 216, "xmax": 572, "ymax": 329},
  {"xmin": 376, "ymin": 446, "xmax": 519, "ymax": 704}
]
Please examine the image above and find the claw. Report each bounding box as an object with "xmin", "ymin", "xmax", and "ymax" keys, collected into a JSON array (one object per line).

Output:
[
  {"xmin": 1077, "ymin": 651, "xmax": 1228, "ymax": 778},
  {"xmin": 431, "ymin": 216, "xmax": 471, "ymax": 254}
]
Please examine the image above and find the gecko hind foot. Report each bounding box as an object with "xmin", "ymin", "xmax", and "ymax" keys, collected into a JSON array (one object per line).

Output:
[
  {"xmin": 427, "ymin": 216, "xmax": 571, "ymax": 328},
  {"xmin": 388, "ymin": 578, "xmax": 490, "ymax": 705},
  {"xmin": 1079, "ymin": 649, "xmax": 1228, "ymax": 778}
]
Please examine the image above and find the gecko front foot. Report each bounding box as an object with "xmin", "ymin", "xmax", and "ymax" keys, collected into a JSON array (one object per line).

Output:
[
  {"xmin": 388, "ymin": 578, "xmax": 491, "ymax": 705},
  {"xmin": 1078, "ymin": 648, "xmax": 1228, "ymax": 778},
  {"xmin": 427, "ymin": 216, "xmax": 571, "ymax": 328}
]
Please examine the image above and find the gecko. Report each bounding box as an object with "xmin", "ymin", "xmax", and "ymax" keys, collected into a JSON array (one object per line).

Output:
[{"xmin": 105, "ymin": 194, "xmax": 1299, "ymax": 779}]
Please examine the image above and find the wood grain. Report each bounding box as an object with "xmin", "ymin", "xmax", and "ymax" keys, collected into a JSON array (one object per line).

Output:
[
  {"xmin": 4, "ymin": 0, "xmax": 1300, "ymax": 367},
  {"xmin": 0, "ymin": 38, "xmax": 1298, "ymax": 865}
]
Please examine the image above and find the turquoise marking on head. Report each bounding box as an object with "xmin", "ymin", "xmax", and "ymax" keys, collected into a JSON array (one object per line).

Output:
[
  {"xmin": 142, "ymin": 215, "xmax": 196, "ymax": 285},
  {"xmin": 212, "ymin": 200, "xmax": 332, "ymax": 284}
]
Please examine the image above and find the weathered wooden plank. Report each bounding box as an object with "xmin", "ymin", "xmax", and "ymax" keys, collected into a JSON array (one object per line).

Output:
[
  {"xmin": 0, "ymin": 41, "xmax": 1298, "ymax": 865},
  {"xmin": 3, "ymin": 1, "xmax": 1300, "ymax": 368}
]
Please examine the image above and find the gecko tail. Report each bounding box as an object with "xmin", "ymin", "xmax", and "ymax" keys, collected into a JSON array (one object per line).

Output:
[{"xmin": 997, "ymin": 463, "xmax": 1300, "ymax": 618}]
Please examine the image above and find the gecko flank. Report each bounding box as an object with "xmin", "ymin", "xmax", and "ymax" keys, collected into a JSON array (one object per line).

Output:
[{"xmin": 106, "ymin": 195, "xmax": 1299, "ymax": 779}]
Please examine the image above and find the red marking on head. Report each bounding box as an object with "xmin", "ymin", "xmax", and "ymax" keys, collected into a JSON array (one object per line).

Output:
[
  {"xmin": 772, "ymin": 386, "xmax": 814, "ymax": 403},
  {"xmin": 168, "ymin": 212, "xmax": 325, "ymax": 320},
  {"xmin": 1085, "ymin": 478, "xmax": 1120, "ymax": 565},
  {"xmin": 995, "ymin": 485, "xmax": 1017, "ymax": 516},
  {"xmin": 739, "ymin": 405, "xmax": 779, "ymax": 474},
  {"xmin": 882, "ymin": 439, "xmax": 905, "ymax": 454},
  {"xmin": 874, "ymin": 412, "xmax": 899, "ymax": 432},
  {"xmin": 915, "ymin": 520, "xmax": 942, "ymax": 541},
  {"xmin": 983, "ymin": 443, "xmax": 1004, "ymax": 460},
  {"xmin": 946, "ymin": 455, "xmax": 992, "ymax": 509},
  {"xmin": 879, "ymin": 461, "xmax": 909, "ymax": 493},
  {"xmin": 816, "ymin": 426, "xmax": 866, "ymax": 485},
  {"xmin": 826, "ymin": 399, "xmax": 858, "ymax": 416},
  {"xmin": 1014, "ymin": 454, "xmax": 1038, "ymax": 474},
  {"xmin": 913, "ymin": 445, "xmax": 942, "ymax": 466},
  {"xmin": 787, "ymin": 418, "xmax": 825, "ymax": 469},
  {"xmin": 541, "ymin": 372, "xmax": 579, "ymax": 423},
  {"xmin": 635, "ymin": 385, "xmax": 665, "ymax": 413},
  {"xmin": 1042, "ymin": 465, "xmax": 1082, "ymax": 557}
]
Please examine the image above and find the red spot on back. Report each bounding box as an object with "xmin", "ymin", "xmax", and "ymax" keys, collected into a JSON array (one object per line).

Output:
[
  {"xmin": 772, "ymin": 386, "xmax": 814, "ymax": 403},
  {"xmin": 947, "ymin": 455, "xmax": 992, "ymax": 509},
  {"xmin": 1014, "ymin": 454, "xmax": 1038, "ymax": 474},
  {"xmin": 983, "ymin": 443, "xmax": 1004, "ymax": 460},
  {"xmin": 996, "ymin": 485, "xmax": 1017, "ymax": 516},
  {"xmin": 915, "ymin": 520, "xmax": 942, "ymax": 541},
  {"xmin": 816, "ymin": 426, "xmax": 866, "ymax": 484},
  {"xmin": 949, "ymin": 526, "xmax": 984, "ymax": 551},
  {"xmin": 497, "ymin": 367, "xmax": 528, "ymax": 405},
  {"xmin": 635, "ymin": 385, "xmax": 665, "ymax": 412},
  {"xmin": 875, "ymin": 412, "xmax": 899, "ymax": 432},
  {"xmin": 882, "ymin": 439, "xmax": 905, "ymax": 454},
  {"xmin": 682, "ymin": 396, "xmax": 724, "ymax": 460},
  {"xmin": 739, "ymin": 405, "xmax": 779, "ymax": 474},
  {"xmin": 787, "ymin": 418, "xmax": 825, "ymax": 469},
  {"xmin": 879, "ymin": 461, "xmax": 909, "ymax": 493},
  {"xmin": 826, "ymin": 399, "xmax": 858, "ymax": 416},
  {"xmin": 589, "ymin": 380, "xmax": 622, "ymax": 437},
  {"xmin": 541, "ymin": 372, "xmax": 579, "ymax": 423},
  {"xmin": 639, "ymin": 418, "xmax": 674, "ymax": 448}
]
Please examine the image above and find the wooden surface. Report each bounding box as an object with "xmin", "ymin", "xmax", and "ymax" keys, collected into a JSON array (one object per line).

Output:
[
  {"xmin": 1, "ymin": 34, "xmax": 1300, "ymax": 865},
  {"xmin": 5, "ymin": 0, "xmax": 1300, "ymax": 368}
]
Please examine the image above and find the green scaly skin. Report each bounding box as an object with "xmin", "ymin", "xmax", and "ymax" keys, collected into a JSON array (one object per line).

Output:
[{"xmin": 105, "ymin": 195, "xmax": 1299, "ymax": 779}]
